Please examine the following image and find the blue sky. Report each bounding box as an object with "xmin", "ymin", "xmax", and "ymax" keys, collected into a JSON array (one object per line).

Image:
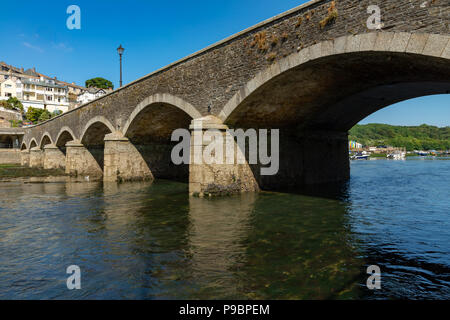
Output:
[{"xmin": 0, "ymin": 0, "xmax": 448, "ymax": 127}]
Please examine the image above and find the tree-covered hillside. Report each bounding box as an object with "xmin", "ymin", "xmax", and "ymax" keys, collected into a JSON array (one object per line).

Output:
[{"xmin": 349, "ymin": 124, "xmax": 450, "ymax": 151}]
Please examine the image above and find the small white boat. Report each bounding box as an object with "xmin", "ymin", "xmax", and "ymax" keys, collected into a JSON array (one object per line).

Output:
[
  {"xmin": 387, "ymin": 151, "xmax": 406, "ymax": 160},
  {"xmin": 350, "ymin": 152, "xmax": 370, "ymax": 160}
]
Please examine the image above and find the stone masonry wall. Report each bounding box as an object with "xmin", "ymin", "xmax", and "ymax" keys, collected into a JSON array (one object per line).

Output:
[
  {"xmin": 43, "ymin": 146, "xmax": 66, "ymax": 170},
  {"xmin": 104, "ymin": 134, "xmax": 154, "ymax": 182},
  {"xmin": 0, "ymin": 149, "xmax": 21, "ymax": 164},
  {"xmin": 65, "ymin": 143, "xmax": 103, "ymax": 179}
]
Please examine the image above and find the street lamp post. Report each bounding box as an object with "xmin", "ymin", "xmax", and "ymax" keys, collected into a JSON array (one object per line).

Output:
[{"xmin": 117, "ymin": 44, "xmax": 124, "ymax": 87}]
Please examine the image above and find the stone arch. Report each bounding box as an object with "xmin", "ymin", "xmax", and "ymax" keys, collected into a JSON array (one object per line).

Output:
[
  {"xmin": 219, "ymin": 32, "xmax": 450, "ymax": 131},
  {"xmin": 80, "ymin": 116, "xmax": 115, "ymax": 145},
  {"xmin": 39, "ymin": 132, "xmax": 53, "ymax": 149},
  {"xmin": 55, "ymin": 127, "xmax": 76, "ymax": 155},
  {"xmin": 122, "ymin": 93, "xmax": 200, "ymax": 181},
  {"xmin": 55, "ymin": 127, "xmax": 76, "ymax": 147},
  {"xmin": 79, "ymin": 116, "xmax": 115, "ymax": 172},
  {"xmin": 122, "ymin": 93, "xmax": 202, "ymax": 139},
  {"xmin": 21, "ymin": 142, "xmax": 27, "ymax": 150},
  {"xmin": 29, "ymin": 138, "xmax": 38, "ymax": 149},
  {"xmin": 216, "ymin": 32, "xmax": 450, "ymax": 190}
]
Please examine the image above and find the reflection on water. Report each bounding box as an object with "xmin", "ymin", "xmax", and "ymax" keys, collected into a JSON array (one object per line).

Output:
[{"xmin": 0, "ymin": 158, "xmax": 449, "ymax": 299}]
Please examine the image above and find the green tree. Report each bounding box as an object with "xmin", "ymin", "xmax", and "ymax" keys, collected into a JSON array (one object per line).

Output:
[
  {"xmin": 25, "ymin": 107, "xmax": 45, "ymax": 123},
  {"xmin": 38, "ymin": 110, "xmax": 52, "ymax": 123},
  {"xmin": 0, "ymin": 100, "xmax": 9, "ymax": 109},
  {"xmin": 51, "ymin": 109, "xmax": 63, "ymax": 117},
  {"xmin": 85, "ymin": 77, "xmax": 114, "ymax": 89},
  {"xmin": 349, "ymin": 124, "xmax": 450, "ymax": 151},
  {"xmin": 6, "ymin": 97, "xmax": 24, "ymax": 113},
  {"xmin": 0, "ymin": 97, "xmax": 24, "ymax": 113}
]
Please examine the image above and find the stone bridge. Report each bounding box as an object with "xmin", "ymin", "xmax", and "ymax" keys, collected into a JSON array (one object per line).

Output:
[{"xmin": 20, "ymin": 0, "xmax": 450, "ymax": 196}]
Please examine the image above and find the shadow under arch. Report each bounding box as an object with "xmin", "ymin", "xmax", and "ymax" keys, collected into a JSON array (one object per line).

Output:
[
  {"xmin": 20, "ymin": 142, "xmax": 27, "ymax": 150},
  {"xmin": 80, "ymin": 117, "xmax": 115, "ymax": 170},
  {"xmin": 39, "ymin": 133, "xmax": 53, "ymax": 149},
  {"xmin": 55, "ymin": 127, "xmax": 76, "ymax": 155},
  {"xmin": 0, "ymin": 135, "xmax": 13, "ymax": 148},
  {"xmin": 29, "ymin": 138, "xmax": 38, "ymax": 149},
  {"xmin": 218, "ymin": 32, "xmax": 450, "ymax": 191},
  {"xmin": 123, "ymin": 94, "xmax": 200, "ymax": 182}
]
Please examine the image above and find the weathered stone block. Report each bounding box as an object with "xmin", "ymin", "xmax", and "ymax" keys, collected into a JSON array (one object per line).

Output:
[
  {"xmin": 65, "ymin": 140, "xmax": 103, "ymax": 179},
  {"xmin": 423, "ymin": 34, "xmax": 450, "ymax": 57},
  {"xmin": 21, "ymin": 150, "xmax": 30, "ymax": 167},
  {"xmin": 43, "ymin": 144, "xmax": 65, "ymax": 170},
  {"xmin": 389, "ymin": 32, "xmax": 411, "ymax": 53},
  {"xmin": 29, "ymin": 147, "xmax": 44, "ymax": 168},
  {"xmin": 406, "ymin": 33, "xmax": 430, "ymax": 54},
  {"xmin": 103, "ymin": 132, "xmax": 153, "ymax": 182}
]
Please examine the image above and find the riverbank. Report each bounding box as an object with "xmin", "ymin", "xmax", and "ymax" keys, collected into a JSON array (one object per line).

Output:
[
  {"xmin": 369, "ymin": 153, "xmax": 449, "ymax": 158},
  {"xmin": 0, "ymin": 164, "xmax": 66, "ymax": 180}
]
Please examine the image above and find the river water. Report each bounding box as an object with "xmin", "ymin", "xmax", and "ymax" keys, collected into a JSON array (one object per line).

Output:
[{"xmin": 0, "ymin": 157, "xmax": 449, "ymax": 299}]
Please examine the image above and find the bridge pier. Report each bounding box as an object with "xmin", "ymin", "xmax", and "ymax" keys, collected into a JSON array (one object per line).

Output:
[
  {"xmin": 21, "ymin": 149, "xmax": 30, "ymax": 167},
  {"xmin": 188, "ymin": 120, "xmax": 349, "ymax": 195},
  {"xmin": 43, "ymin": 144, "xmax": 66, "ymax": 170},
  {"xmin": 189, "ymin": 116, "xmax": 259, "ymax": 197},
  {"xmin": 103, "ymin": 132, "xmax": 153, "ymax": 182},
  {"xmin": 65, "ymin": 140, "xmax": 103, "ymax": 179},
  {"xmin": 29, "ymin": 147, "xmax": 44, "ymax": 168}
]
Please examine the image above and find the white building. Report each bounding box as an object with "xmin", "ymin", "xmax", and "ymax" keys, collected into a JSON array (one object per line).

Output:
[
  {"xmin": 77, "ymin": 87, "xmax": 109, "ymax": 105},
  {"xmin": 20, "ymin": 77, "xmax": 69, "ymax": 113},
  {"xmin": 0, "ymin": 61, "xmax": 87, "ymax": 113}
]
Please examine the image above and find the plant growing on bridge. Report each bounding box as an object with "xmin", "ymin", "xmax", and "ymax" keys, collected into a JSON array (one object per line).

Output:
[
  {"xmin": 250, "ymin": 31, "xmax": 269, "ymax": 52},
  {"xmin": 319, "ymin": 1, "xmax": 338, "ymax": 29},
  {"xmin": 270, "ymin": 34, "xmax": 279, "ymax": 47},
  {"xmin": 266, "ymin": 52, "xmax": 277, "ymax": 62}
]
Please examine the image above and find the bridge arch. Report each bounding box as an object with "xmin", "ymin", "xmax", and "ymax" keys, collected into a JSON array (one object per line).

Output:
[
  {"xmin": 219, "ymin": 32, "xmax": 450, "ymax": 131},
  {"xmin": 21, "ymin": 142, "xmax": 27, "ymax": 150},
  {"xmin": 123, "ymin": 93, "xmax": 202, "ymax": 140},
  {"xmin": 80, "ymin": 116, "xmax": 115, "ymax": 144},
  {"xmin": 29, "ymin": 138, "xmax": 38, "ymax": 149},
  {"xmin": 55, "ymin": 126, "xmax": 77, "ymax": 155},
  {"xmin": 55, "ymin": 127, "xmax": 76, "ymax": 146},
  {"xmin": 78, "ymin": 116, "xmax": 115, "ymax": 171},
  {"xmin": 217, "ymin": 32, "xmax": 450, "ymax": 190},
  {"xmin": 39, "ymin": 132, "xmax": 53, "ymax": 149},
  {"xmin": 122, "ymin": 93, "xmax": 200, "ymax": 181}
]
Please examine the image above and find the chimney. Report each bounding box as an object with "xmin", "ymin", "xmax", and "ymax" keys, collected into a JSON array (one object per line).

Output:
[{"xmin": 32, "ymin": 67, "xmax": 36, "ymax": 72}]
